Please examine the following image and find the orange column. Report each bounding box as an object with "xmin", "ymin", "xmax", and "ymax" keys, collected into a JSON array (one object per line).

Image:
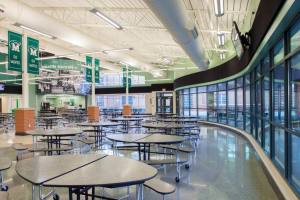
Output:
[
  {"xmin": 122, "ymin": 104, "xmax": 132, "ymax": 116},
  {"xmin": 15, "ymin": 108, "xmax": 35, "ymax": 135},
  {"xmin": 87, "ymin": 106, "xmax": 100, "ymax": 122}
]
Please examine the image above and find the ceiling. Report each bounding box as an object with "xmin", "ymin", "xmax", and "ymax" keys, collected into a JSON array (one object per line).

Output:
[{"xmin": 0, "ymin": 0, "xmax": 260, "ymax": 81}]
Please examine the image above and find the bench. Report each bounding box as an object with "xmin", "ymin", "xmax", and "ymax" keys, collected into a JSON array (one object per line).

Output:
[
  {"xmin": 12, "ymin": 143, "xmax": 31, "ymax": 160},
  {"xmin": 77, "ymin": 138, "xmax": 94, "ymax": 145},
  {"xmin": 0, "ymin": 191, "xmax": 8, "ymax": 200},
  {"xmin": 144, "ymin": 178, "xmax": 175, "ymax": 200},
  {"xmin": 28, "ymin": 147, "xmax": 73, "ymax": 155},
  {"xmin": 159, "ymin": 145, "xmax": 194, "ymax": 153},
  {"xmin": 143, "ymin": 158, "xmax": 188, "ymax": 166}
]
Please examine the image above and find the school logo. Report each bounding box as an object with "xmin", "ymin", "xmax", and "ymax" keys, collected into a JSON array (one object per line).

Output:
[
  {"xmin": 29, "ymin": 46, "xmax": 38, "ymax": 57},
  {"xmin": 9, "ymin": 40, "xmax": 21, "ymax": 52}
]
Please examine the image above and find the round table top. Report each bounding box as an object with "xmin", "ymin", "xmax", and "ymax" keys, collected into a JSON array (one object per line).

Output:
[
  {"xmin": 43, "ymin": 155, "xmax": 157, "ymax": 188},
  {"xmin": 78, "ymin": 122, "xmax": 121, "ymax": 127},
  {"xmin": 26, "ymin": 128, "xmax": 82, "ymax": 137},
  {"xmin": 16, "ymin": 154, "xmax": 105, "ymax": 185},
  {"xmin": 110, "ymin": 117, "xmax": 143, "ymax": 121},
  {"xmin": 0, "ymin": 158, "xmax": 11, "ymax": 171},
  {"xmin": 107, "ymin": 133, "xmax": 184, "ymax": 144},
  {"xmin": 142, "ymin": 122, "xmax": 198, "ymax": 129}
]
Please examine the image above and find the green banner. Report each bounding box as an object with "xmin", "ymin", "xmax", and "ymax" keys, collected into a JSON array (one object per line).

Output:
[
  {"xmin": 122, "ymin": 65, "xmax": 126, "ymax": 87},
  {"xmin": 27, "ymin": 37, "xmax": 39, "ymax": 75},
  {"xmin": 85, "ymin": 56, "xmax": 92, "ymax": 82},
  {"xmin": 94, "ymin": 58, "xmax": 100, "ymax": 83},
  {"xmin": 128, "ymin": 69, "xmax": 132, "ymax": 88},
  {"xmin": 41, "ymin": 58, "xmax": 82, "ymax": 71},
  {"xmin": 8, "ymin": 31, "xmax": 22, "ymax": 72}
]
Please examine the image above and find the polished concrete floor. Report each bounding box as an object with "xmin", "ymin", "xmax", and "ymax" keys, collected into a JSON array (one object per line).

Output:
[{"xmin": 0, "ymin": 126, "xmax": 280, "ymax": 200}]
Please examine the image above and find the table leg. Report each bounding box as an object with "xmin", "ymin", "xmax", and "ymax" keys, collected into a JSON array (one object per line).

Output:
[
  {"xmin": 69, "ymin": 188, "xmax": 73, "ymax": 200},
  {"xmin": 32, "ymin": 185, "xmax": 35, "ymax": 200},
  {"xmin": 138, "ymin": 144, "xmax": 141, "ymax": 160},
  {"xmin": 148, "ymin": 144, "xmax": 150, "ymax": 160},
  {"xmin": 143, "ymin": 144, "xmax": 146, "ymax": 160},
  {"xmin": 92, "ymin": 187, "xmax": 95, "ymax": 200}
]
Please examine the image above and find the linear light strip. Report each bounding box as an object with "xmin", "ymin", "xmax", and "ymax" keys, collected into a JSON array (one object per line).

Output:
[
  {"xmin": 15, "ymin": 23, "xmax": 56, "ymax": 39},
  {"xmin": 90, "ymin": 8, "xmax": 122, "ymax": 30}
]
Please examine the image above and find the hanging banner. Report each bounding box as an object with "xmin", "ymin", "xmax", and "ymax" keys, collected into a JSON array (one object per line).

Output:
[
  {"xmin": 27, "ymin": 37, "xmax": 39, "ymax": 75},
  {"xmin": 128, "ymin": 68, "xmax": 132, "ymax": 88},
  {"xmin": 94, "ymin": 58, "xmax": 100, "ymax": 83},
  {"xmin": 122, "ymin": 65, "xmax": 126, "ymax": 87},
  {"xmin": 8, "ymin": 31, "xmax": 22, "ymax": 72},
  {"xmin": 85, "ymin": 56, "xmax": 92, "ymax": 82}
]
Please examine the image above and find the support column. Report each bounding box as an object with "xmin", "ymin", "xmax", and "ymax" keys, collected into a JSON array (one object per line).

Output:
[
  {"xmin": 88, "ymin": 57, "xmax": 99, "ymax": 122},
  {"xmin": 123, "ymin": 64, "xmax": 132, "ymax": 116},
  {"xmin": 16, "ymin": 34, "xmax": 35, "ymax": 135}
]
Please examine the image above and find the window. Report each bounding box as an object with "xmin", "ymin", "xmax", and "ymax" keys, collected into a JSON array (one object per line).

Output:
[
  {"xmin": 272, "ymin": 64, "xmax": 285, "ymax": 125},
  {"xmin": 273, "ymin": 38, "xmax": 284, "ymax": 65},
  {"xmin": 290, "ymin": 52, "xmax": 300, "ymax": 131},
  {"xmin": 227, "ymin": 80, "xmax": 236, "ymax": 127},
  {"xmin": 198, "ymin": 87, "xmax": 207, "ymax": 120},
  {"xmin": 289, "ymin": 18, "xmax": 300, "ymax": 52},
  {"xmin": 236, "ymin": 77, "xmax": 244, "ymax": 129}
]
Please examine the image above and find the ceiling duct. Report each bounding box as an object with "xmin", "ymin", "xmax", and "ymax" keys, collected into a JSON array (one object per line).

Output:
[{"xmin": 144, "ymin": 0, "xmax": 208, "ymax": 70}]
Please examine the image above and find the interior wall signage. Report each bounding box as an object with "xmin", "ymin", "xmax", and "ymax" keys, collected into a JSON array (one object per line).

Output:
[
  {"xmin": 8, "ymin": 31, "xmax": 22, "ymax": 72},
  {"xmin": 41, "ymin": 58, "xmax": 82, "ymax": 71},
  {"xmin": 27, "ymin": 37, "xmax": 39, "ymax": 75},
  {"xmin": 85, "ymin": 56, "xmax": 92, "ymax": 83},
  {"xmin": 94, "ymin": 58, "xmax": 100, "ymax": 83}
]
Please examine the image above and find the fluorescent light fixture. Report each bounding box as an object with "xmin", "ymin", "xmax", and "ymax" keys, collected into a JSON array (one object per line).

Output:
[
  {"xmin": 214, "ymin": 0, "xmax": 224, "ymax": 17},
  {"xmin": 40, "ymin": 68, "xmax": 56, "ymax": 73},
  {"xmin": 217, "ymin": 33, "xmax": 225, "ymax": 46},
  {"xmin": 103, "ymin": 48, "xmax": 133, "ymax": 54},
  {"xmin": 146, "ymin": 78, "xmax": 171, "ymax": 82},
  {"xmin": 90, "ymin": 8, "xmax": 123, "ymax": 30},
  {"xmin": 220, "ymin": 52, "xmax": 226, "ymax": 60},
  {"xmin": 0, "ymin": 72, "xmax": 19, "ymax": 76},
  {"xmin": 14, "ymin": 23, "xmax": 56, "ymax": 39}
]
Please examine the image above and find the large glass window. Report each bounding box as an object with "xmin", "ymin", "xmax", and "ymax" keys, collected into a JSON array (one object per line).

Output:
[
  {"xmin": 198, "ymin": 87, "xmax": 207, "ymax": 120},
  {"xmin": 207, "ymin": 85, "xmax": 217, "ymax": 122},
  {"xmin": 290, "ymin": 52, "xmax": 300, "ymax": 131},
  {"xmin": 289, "ymin": 18, "xmax": 300, "ymax": 52},
  {"xmin": 217, "ymin": 83, "xmax": 227, "ymax": 124},
  {"xmin": 227, "ymin": 80, "xmax": 236, "ymax": 127},
  {"xmin": 236, "ymin": 78, "xmax": 244, "ymax": 129},
  {"xmin": 273, "ymin": 39, "xmax": 284, "ymax": 65},
  {"xmin": 272, "ymin": 64, "xmax": 285, "ymax": 125}
]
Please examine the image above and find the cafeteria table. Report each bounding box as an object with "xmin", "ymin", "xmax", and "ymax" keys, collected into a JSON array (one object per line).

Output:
[
  {"xmin": 142, "ymin": 122, "xmax": 198, "ymax": 135},
  {"xmin": 16, "ymin": 154, "xmax": 157, "ymax": 200},
  {"xmin": 0, "ymin": 158, "xmax": 11, "ymax": 191},
  {"xmin": 107, "ymin": 133, "xmax": 186, "ymax": 182},
  {"xmin": 77, "ymin": 122, "xmax": 121, "ymax": 146},
  {"xmin": 110, "ymin": 117, "xmax": 143, "ymax": 131},
  {"xmin": 38, "ymin": 116, "xmax": 62, "ymax": 129},
  {"xmin": 157, "ymin": 118, "xmax": 199, "ymax": 124},
  {"xmin": 26, "ymin": 128, "xmax": 83, "ymax": 155}
]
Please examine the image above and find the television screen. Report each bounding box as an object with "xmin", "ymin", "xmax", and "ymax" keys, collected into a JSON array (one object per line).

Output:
[
  {"xmin": 0, "ymin": 84, "xmax": 4, "ymax": 91},
  {"xmin": 36, "ymin": 70, "xmax": 91, "ymax": 95},
  {"xmin": 231, "ymin": 21, "xmax": 244, "ymax": 59}
]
